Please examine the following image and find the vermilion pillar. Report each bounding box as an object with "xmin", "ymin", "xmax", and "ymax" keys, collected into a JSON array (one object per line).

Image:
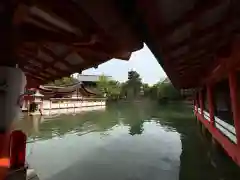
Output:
[
  {"xmin": 207, "ymin": 85, "xmax": 215, "ymax": 126},
  {"xmin": 199, "ymin": 91, "xmax": 204, "ymax": 117},
  {"xmin": 229, "ymin": 72, "xmax": 240, "ymax": 147},
  {"xmin": 10, "ymin": 131, "xmax": 26, "ymax": 169}
]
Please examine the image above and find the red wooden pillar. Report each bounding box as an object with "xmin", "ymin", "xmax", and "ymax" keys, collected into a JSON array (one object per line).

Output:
[
  {"xmin": 9, "ymin": 130, "xmax": 26, "ymax": 169},
  {"xmin": 193, "ymin": 98, "xmax": 196, "ymax": 113},
  {"xmin": 207, "ymin": 85, "xmax": 215, "ymax": 126},
  {"xmin": 229, "ymin": 72, "xmax": 240, "ymax": 147},
  {"xmin": 0, "ymin": 132, "xmax": 10, "ymax": 179},
  {"xmin": 195, "ymin": 93, "xmax": 199, "ymax": 114},
  {"xmin": 199, "ymin": 90, "xmax": 204, "ymax": 117}
]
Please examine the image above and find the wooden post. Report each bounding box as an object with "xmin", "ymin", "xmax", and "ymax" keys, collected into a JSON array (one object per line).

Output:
[
  {"xmin": 10, "ymin": 130, "xmax": 26, "ymax": 169},
  {"xmin": 207, "ymin": 85, "xmax": 215, "ymax": 126},
  {"xmin": 199, "ymin": 90, "xmax": 204, "ymax": 117},
  {"xmin": 194, "ymin": 93, "xmax": 198, "ymax": 113},
  {"xmin": 229, "ymin": 72, "xmax": 240, "ymax": 147},
  {"xmin": 27, "ymin": 100, "xmax": 29, "ymax": 115}
]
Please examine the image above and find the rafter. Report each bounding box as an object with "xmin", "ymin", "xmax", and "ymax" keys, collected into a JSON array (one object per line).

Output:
[
  {"xmin": 31, "ymin": 0, "xmax": 99, "ymax": 36},
  {"xmin": 163, "ymin": 15, "xmax": 235, "ymax": 55},
  {"xmin": 41, "ymin": 46, "xmax": 73, "ymax": 67},
  {"xmin": 160, "ymin": 0, "xmax": 224, "ymax": 37},
  {"xmin": 21, "ymin": 66, "xmax": 48, "ymax": 81},
  {"xmin": 73, "ymin": 47, "xmax": 111, "ymax": 60},
  {"xmin": 41, "ymin": 45, "xmax": 106, "ymax": 74},
  {"xmin": 25, "ymin": 72, "xmax": 44, "ymax": 83},
  {"xmin": 18, "ymin": 48, "xmax": 69, "ymax": 74},
  {"xmin": 168, "ymin": 36, "xmax": 231, "ymax": 64},
  {"xmin": 19, "ymin": 24, "xmax": 83, "ymax": 42}
]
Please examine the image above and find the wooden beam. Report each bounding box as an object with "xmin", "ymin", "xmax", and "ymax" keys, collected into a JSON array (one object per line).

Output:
[
  {"xmin": 19, "ymin": 46, "xmax": 96, "ymax": 80},
  {"xmin": 229, "ymin": 72, "xmax": 240, "ymax": 147},
  {"xmin": 18, "ymin": 48, "xmax": 69, "ymax": 74},
  {"xmin": 73, "ymin": 47, "xmax": 111, "ymax": 60},
  {"xmin": 160, "ymin": 0, "xmax": 224, "ymax": 37},
  {"xmin": 21, "ymin": 66, "xmax": 47, "ymax": 81},
  {"xmin": 31, "ymin": 0, "xmax": 97, "ymax": 36},
  {"xmin": 42, "ymin": 46, "xmax": 107, "ymax": 74},
  {"xmin": 0, "ymin": 0, "xmax": 15, "ymax": 66},
  {"xmin": 163, "ymin": 16, "xmax": 235, "ymax": 55},
  {"xmin": 20, "ymin": 47, "xmax": 71, "ymax": 80},
  {"xmin": 19, "ymin": 24, "xmax": 83, "ymax": 42},
  {"xmin": 169, "ymin": 36, "xmax": 231, "ymax": 64},
  {"xmin": 18, "ymin": 56, "xmax": 61, "ymax": 79},
  {"xmin": 41, "ymin": 46, "xmax": 74, "ymax": 67},
  {"xmin": 18, "ymin": 56, "xmax": 71, "ymax": 83},
  {"xmin": 25, "ymin": 72, "xmax": 44, "ymax": 82}
]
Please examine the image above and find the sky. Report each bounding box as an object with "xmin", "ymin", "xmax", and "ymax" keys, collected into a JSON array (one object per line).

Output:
[{"xmin": 82, "ymin": 45, "xmax": 167, "ymax": 85}]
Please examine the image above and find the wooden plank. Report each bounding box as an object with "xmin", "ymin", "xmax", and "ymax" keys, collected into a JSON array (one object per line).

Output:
[
  {"xmin": 163, "ymin": 16, "xmax": 235, "ymax": 54},
  {"xmin": 0, "ymin": 0, "xmax": 15, "ymax": 66},
  {"xmin": 160, "ymin": 0, "xmax": 224, "ymax": 37}
]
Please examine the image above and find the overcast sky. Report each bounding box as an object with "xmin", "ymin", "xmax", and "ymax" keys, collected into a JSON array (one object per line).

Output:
[{"xmin": 82, "ymin": 45, "xmax": 167, "ymax": 85}]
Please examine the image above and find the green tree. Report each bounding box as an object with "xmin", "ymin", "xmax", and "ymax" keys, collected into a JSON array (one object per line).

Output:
[
  {"xmin": 158, "ymin": 83, "xmax": 181, "ymax": 100},
  {"xmin": 47, "ymin": 76, "xmax": 79, "ymax": 86},
  {"xmin": 97, "ymin": 75, "xmax": 121, "ymax": 100},
  {"xmin": 149, "ymin": 82, "xmax": 161, "ymax": 99},
  {"xmin": 126, "ymin": 70, "xmax": 142, "ymax": 99},
  {"xmin": 142, "ymin": 83, "xmax": 150, "ymax": 96},
  {"xmin": 148, "ymin": 78, "xmax": 182, "ymax": 102},
  {"xmin": 97, "ymin": 75, "xmax": 110, "ymax": 96},
  {"xmin": 120, "ymin": 82, "xmax": 128, "ymax": 99}
]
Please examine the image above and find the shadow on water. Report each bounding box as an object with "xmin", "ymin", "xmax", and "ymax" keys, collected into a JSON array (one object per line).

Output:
[
  {"xmin": 151, "ymin": 103, "xmax": 240, "ymax": 180},
  {"xmin": 14, "ymin": 101, "xmax": 240, "ymax": 180}
]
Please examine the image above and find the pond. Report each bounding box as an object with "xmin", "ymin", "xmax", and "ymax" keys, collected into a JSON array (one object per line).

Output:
[{"xmin": 14, "ymin": 101, "xmax": 240, "ymax": 180}]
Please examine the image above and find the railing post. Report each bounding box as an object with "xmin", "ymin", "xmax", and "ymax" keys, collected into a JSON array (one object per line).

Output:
[
  {"xmin": 10, "ymin": 130, "xmax": 26, "ymax": 169},
  {"xmin": 199, "ymin": 90, "xmax": 204, "ymax": 117},
  {"xmin": 229, "ymin": 72, "xmax": 240, "ymax": 147},
  {"xmin": 207, "ymin": 85, "xmax": 215, "ymax": 126}
]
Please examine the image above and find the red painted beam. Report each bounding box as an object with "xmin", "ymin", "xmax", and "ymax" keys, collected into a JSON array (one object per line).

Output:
[
  {"xmin": 42, "ymin": 45, "xmax": 107, "ymax": 74},
  {"xmin": 41, "ymin": 46, "xmax": 74, "ymax": 68},
  {"xmin": 160, "ymin": 0, "xmax": 224, "ymax": 37},
  {"xmin": 19, "ymin": 46, "xmax": 79, "ymax": 81},
  {"xmin": 196, "ymin": 112, "xmax": 240, "ymax": 166},
  {"xmin": 207, "ymin": 85, "xmax": 215, "ymax": 126},
  {"xmin": 229, "ymin": 72, "xmax": 240, "ymax": 148},
  {"xmin": 21, "ymin": 67, "xmax": 48, "ymax": 81},
  {"xmin": 168, "ymin": 39, "xmax": 229, "ymax": 68},
  {"xmin": 20, "ymin": 51, "xmax": 70, "ymax": 78},
  {"xmin": 199, "ymin": 91, "xmax": 204, "ymax": 117},
  {"xmin": 74, "ymin": 47, "xmax": 111, "ymax": 60},
  {"xmin": 0, "ymin": 0, "xmax": 15, "ymax": 66},
  {"xmin": 34, "ymin": 0, "xmax": 99, "ymax": 36},
  {"xmin": 18, "ymin": 56, "xmax": 60, "ymax": 79},
  {"xmin": 163, "ymin": 12, "xmax": 235, "ymax": 55}
]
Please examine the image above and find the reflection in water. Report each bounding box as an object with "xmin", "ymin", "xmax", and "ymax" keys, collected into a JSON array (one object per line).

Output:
[
  {"xmin": 14, "ymin": 101, "xmax": 240, "ymax": 180},
  {"xmin": 129, "ymin": 120, "xmax": 144, "ymax": 135}
]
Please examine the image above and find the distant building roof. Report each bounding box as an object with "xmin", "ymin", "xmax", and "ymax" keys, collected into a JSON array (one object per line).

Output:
[{"xmin": 77, "ymin": 74, "xmax": 111, "ymax": 82}]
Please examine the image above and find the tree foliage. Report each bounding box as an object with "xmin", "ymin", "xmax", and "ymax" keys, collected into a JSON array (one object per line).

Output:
[
  {"xmin": 125, "ymin": 70, "xmax": 142, "ymax": 99},
  {"xmin": 47, "ymin": 76, "xmax": 79, "ymax": 86},
  {"xmin": 95, "ymin": 72, "xmax": 182, "ymax": 102},
  {"xmin": 148, "ymin": 79, "xmax": 182, "ymax": 103},
  {"xmin": 142, "ymin": 83, "xmax": 150, "ymax": 96},
  {"xmin": 97, "ymin": 75, "xmax": 121, "ymax": 100}
]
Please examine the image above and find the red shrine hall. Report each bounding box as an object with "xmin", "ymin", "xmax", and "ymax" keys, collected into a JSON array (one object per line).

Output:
[{"xmin": 1, "ymin": 0, "xmax": 240, "ymax": 179}]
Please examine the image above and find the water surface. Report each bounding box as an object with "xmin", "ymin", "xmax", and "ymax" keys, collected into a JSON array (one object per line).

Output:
[{"xmin": 14, "ymin": 102, "xmax": 240, "ymax": 180}]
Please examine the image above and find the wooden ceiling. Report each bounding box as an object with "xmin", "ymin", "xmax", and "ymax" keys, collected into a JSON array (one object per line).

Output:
[
  {"xmin": 2, "ymin": 0, "xmax": 240, "ymax": 88},
  {"xmin": 135, "ymin": 0, "xmax": 240, "ymax": 88},
  {"xmin": 3, "ymin": 0, "xmax": 143, "ymax": 85}
]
